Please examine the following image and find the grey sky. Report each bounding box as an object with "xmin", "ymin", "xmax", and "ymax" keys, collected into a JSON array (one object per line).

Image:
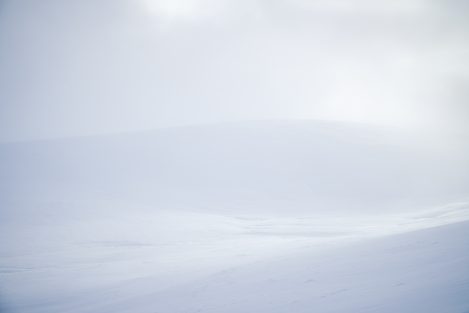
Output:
[{"xmin": 0, "ymin": 0, "xmax": 468, "ymax": 142}]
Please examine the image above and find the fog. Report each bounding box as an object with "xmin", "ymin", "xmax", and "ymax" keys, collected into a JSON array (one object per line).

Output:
[
  {"xmin": 1, "ymin": 0, "xmax": 468, "ymax": 141},
  {"xmin": 1, "ymin": 1, "xmax": 469, "ymax": 313}
]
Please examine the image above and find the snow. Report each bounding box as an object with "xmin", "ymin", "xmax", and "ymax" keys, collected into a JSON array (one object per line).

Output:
[
  {"xmin": 1, "ymin": 120, "xmax": 468, "ymax": 312},
  {"xmin": 1, "ymin": 207, "xmax": 468, "ymax": 313},
  {"xmin": 137, "ymin": 220, "xmax": 469, "ymax": 313}
]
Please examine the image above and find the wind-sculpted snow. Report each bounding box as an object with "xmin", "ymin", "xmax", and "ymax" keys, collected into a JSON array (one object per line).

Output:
[
  {"xmin": 0, "ymin": 121, "xmax": 468, "ymax": 312},
  {"xmin": 1, "ymin": 210, "xmax": 468, "ymax": 313},
  {"xmin": 123, "ymin": 221, "xmax": 469, "ymax": 313}
]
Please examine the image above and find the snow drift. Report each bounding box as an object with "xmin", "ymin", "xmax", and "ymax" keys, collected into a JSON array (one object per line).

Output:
[{"xmin": 1, "ymin": 120, "xmax": 468, "ymax": 313}]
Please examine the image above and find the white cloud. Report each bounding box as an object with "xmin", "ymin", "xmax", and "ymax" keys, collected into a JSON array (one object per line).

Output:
[
  {"xmin": 140, "ymin": 0, "xmax": 231, "ymax": 22},
  {"xmin": 0, "ymin": 0, "xmax": 468, "ymax": 141}
]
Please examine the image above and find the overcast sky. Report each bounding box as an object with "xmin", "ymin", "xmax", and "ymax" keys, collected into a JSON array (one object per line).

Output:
[{"xmin": 0, "ymin": 0, "xmax": 468, "ymax": 142}]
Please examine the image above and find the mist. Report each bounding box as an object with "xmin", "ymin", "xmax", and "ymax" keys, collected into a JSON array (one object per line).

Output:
[
  {"xmin": 1, "ymin": 1, "xmax": 469, "ymax": 313},
  {"xmin": 0, "ymin": 0, "xmax": 468, "ymax": 141}
]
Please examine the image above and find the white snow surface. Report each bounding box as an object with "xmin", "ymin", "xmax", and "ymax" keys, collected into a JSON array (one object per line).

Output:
[
  {"xmin": 1, "ymin": 120, "xmax": 468, "ymax": 312},
  {"xmin": 1, "ymin": 208, "xmax": 469, "ymax": 313}
]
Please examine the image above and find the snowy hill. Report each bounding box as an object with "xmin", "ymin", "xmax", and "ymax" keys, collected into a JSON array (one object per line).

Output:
[
  {"xmin": 1, "ymin": 120, "xmax": 468, "ymax": 312},
  {"xmin": 1, "ymin": 120, "xmax": 468, "ymax": 217},
  {"xmin": 91, "ymin": 220, "xmax": 469, "ymax": 313},
  {"xmin": 2, "ymin": 213, "xmax": 468, "ymax": 313}
]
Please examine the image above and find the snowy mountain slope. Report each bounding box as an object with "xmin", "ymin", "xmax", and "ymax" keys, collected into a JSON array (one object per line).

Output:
[
  {"xmin": 2, "ymin": 215, "xmax": 467, "ymax": 313},
  {"xmin": 82, "ymin": 220, "xmax": 469, "ymax": 313},
  {"xmin": 1, "ymin": 120, "xmax": 468, "ymax": 218},
  {"xmin": 1, "ymin": 202, "xmax": 469, "ymax": 313},
  {"xmin": 1, "ymin": 120, "xmax": 468, "ymax": 313}
]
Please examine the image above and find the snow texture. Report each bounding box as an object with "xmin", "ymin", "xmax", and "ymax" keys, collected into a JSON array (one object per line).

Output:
[{"xmin": 1, "ymin": 121, "xmax": 468, "ymax": 312}]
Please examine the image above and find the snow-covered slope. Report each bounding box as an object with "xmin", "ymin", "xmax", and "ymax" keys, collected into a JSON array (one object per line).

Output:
[
  {"xmin": 2, "ymin": 214, "xmax": 468, "ymax": 313},
  {"xmin": 1, "ymin": 120, "xmax": 468, "ymax": 218},
  {"xmin": 1, "ymin": 120, "xmax": 468, "ymax": 312},
  {"xmin": 117, "ymin": 220, "xmax": 469, "ymax": 313}
]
